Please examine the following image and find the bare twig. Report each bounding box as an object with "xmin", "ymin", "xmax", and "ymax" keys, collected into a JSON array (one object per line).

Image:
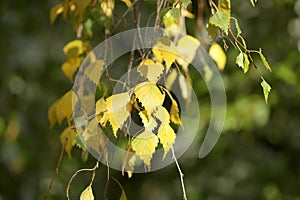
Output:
[{"xmin": 171, "ymin": 146, "xmax": 187, "ymax": 200}]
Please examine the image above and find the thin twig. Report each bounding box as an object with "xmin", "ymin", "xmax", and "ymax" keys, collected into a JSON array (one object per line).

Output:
[{"xmin": 171, "ymin": 146, "xmax": 187, "ymax": 200}]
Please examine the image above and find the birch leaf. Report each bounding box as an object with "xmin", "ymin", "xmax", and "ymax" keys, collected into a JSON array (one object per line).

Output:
[
  {"xmin": 60, "ymin": 127, "xmax": 77, "ymax": 157},
  {"xmin": 209, "ymin": 43, "xmax": 227, "ymax": 71},
  {"xmin": 84, "ymin": 59, "xmax": 105, "ymax": 85},
  {"xmin": 63, "ymin": 40, "xmax": 84, "ymax": 59},
  {"xmin": 80, "ymin": 185, "xmax": 94, "ymax": 200},
  {"xmin": 137, "ymin": 59, "xmax": 164, "ymax": 82},
  {"xmin": 61, "ymin": 57, "xmax": 81, "ymax": 81},
  {"xmin": 261, "ymin": 79, "xmax": 271, "ymax": 104}
]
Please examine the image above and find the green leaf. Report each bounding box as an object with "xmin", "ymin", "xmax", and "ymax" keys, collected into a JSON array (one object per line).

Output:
[
  {"xmin": 232, "ymin": 18, "xmax": 242, "ymax": 37},
  {"xmin": 206, "ymin": 23, "xmax": 219, "ymax": 40},
  {"xmin": 159, "ymin": 8, "xmax": 171, "ymax": 20},
  {"xmin": 236, "ymin": 52, "xmax": 250, "ymax": 73},
  {"xmin": 258, "ymin": 48, "xmax": 272, "ymax": 72},
  {"xmin": 80, "ymin": 185, "xmax": 94, "ymax": 200},
  {"xmin": 261, "ymin": 78, "xmax": 271, "ymax": 104},
  {"xmin": 169, "ymin": 7, "xmax": 180, "ymax": 22},
  {"xmin": 84, "ymin": 18, "xmax": 94, "ymax": 37},
  {"xmin": 181, "ymin": 0, "xmax": 191, "ymax": 7},
  {"xmin": 208, "ymin": 11, "xmax": 230, "ymax": 35},
  {"xmin": 250, "ymin": 0, "xmax": 257, "ymax": 7}
]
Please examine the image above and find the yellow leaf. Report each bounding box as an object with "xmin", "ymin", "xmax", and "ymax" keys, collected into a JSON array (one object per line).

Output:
[
  {"xmin": 121, "ymin": 0, "xmax": 131, "ymax": 7},
  {"xmin": 74, "ymin": 0, "xmax": 92, "ymax": 24},
  {"xmin": 61, "ymin": 57, "xmax": 81, "ymax": 81},
  {"xmin": 209, "ymin": 43, "xmax": 227, "ymax": 71},
  {"xmin": 95, "ymin": 98, "xmax": 106, "ymax": 123},
  {"xmin": 134, "ymin": 82, "xmax": 165, "ymax": 112},
  {"xmin": 162, "ymin": 10, "xmax": 180, "ymax": 37},
  {"xmin": 137, "ymin": 59, "xmax": 164, "ymax": 82},
  {"xmin": 80, "ymin": 185, "xmax": 94, "ymax": 200},
  {"xmin": 50, "ymin": 3, "xmax": 64, "ymax": 24},
  {"xmin": 48, "ymin": 101, "xmax": 59, "ymax": 128},
  {"xmin": 60, "ymin": 127, "xmax": 77, "ymax": 157},
  {"xmin": 99, "ymin": 92, "xmax": 131, "ymax": 137},
  {"xmin": 101, "ymin": 0, "xmax": 115, "ymax": 17},
  {"xmin": 56, "ymin": 90, "xmax": 73, "ymax": 124},
  {"xmin": 84, "ymin": 59, "xmax": 105, "ymax": 85},
  {"xmin": 139, "ymin": 111, "xmax": 157, "ymax": 132},
  {"xmin": 176, "ymin": 35, "xmax": 200, "ymax": 71},
  {"xmin": 131, "ymin": 131, "xmax": 158, "ymax": 169},
  {"xmin": 165, "ymin": 69, "xmax": 177, "ymax": 90},
  {"xmin": 63, "ymin": 40, "xmax": 84, "ymax": 59},
  {"xmin": 164, "ymin": 89, "xmax": 181, "ymax": 125},
  {"xmin": 152, "ymin": 37, "xmax": 178, "ymax": 71},
  {"xmin": 157, "ymin": 123, "xmax": 176, "ymax": 159}
]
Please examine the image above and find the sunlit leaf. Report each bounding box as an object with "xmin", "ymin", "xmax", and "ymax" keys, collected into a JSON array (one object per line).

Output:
[
  {"xmin": 131, "ymin": 131, "xmax": 158, "ymax": 169},
  {"xmin": 232, "ymin": 18, "xmax": 242, "ymax": 37},
  {"xmin": 209, "ymin": 43, "xmax": 227, "ymax": 71},
  {"xmin": 152, "ymin": 37, "xmax": 178, "ymax": 71},
  {"xmin": 60, "ymin": 127, "xmax": 77, "ymax": 157},
  {"xmin": 261, "ymin": 78, "xmax": 271, "ymax": 104},
  {"xmin": 163, "ymin": 89, "xmax": 181, "ymax": 125},
  {"xmin": 121, "ymin": 0, "xmax": 132, "ymax": 7},
  {"xmin": 139, "ymin": 111, "xmax": 158, "ymax": 132},
  {"xmin": 176, "ymin": 35, "xmax": 200, "ymax": 71},
  {"xmin": 236, "ymin": 52, "xmax": 250, "ymax": 73},
  {"xmin": 63, "ymin": 40, "xmax": 84, "ymax": 59},
  {"xmin": 158, "ymin": 123, "xmax": 176, "ymax": 159},
  {"xmin": 84, "ymin": 59, "xmax": 105, "ymax": 85},
  {"xmin": 165, "ymin": 69, "xmax": 177, "ymax": 90},
  {"xmin": 137, "ymin": 59, "xmax": 164, "ymax": 82},
  {"xmin": 50, "ymin": 3, "xmax": 64, "ymax": 24},
  {"xmin": 258, "ymin": 48, "xmax": 272, "ymax": 72},
  {"xmin": 169, "ymin": 7, "xmax": 180, "ymax": 22},
  {"xmin": 101, "ymin": 0, "xmax": 115, "ymax": 17},
  {"xmin": 218, "ymin": 0, "xmax": 231, "ymax": 13},
  {"xmin": 80, "ymin": 185, "xmax": 94, "ymax": 200},
  {"xmin": 61, "ymin": 57, "xmax": 81, "ymax": 81},
  {"xmin": 134, "ymin": 82, "xmax": 165, "ymax": 111},
  {"xmin": 98, "ymin": 92, "xmax": 131, "ymax": 137},
  {"xmin": 162, "ymin": 11, "xmax": 181, "ymax": 37},
  {"xmin": 208, "ymin": 10, "xmax": 230, "ymax": 35}
]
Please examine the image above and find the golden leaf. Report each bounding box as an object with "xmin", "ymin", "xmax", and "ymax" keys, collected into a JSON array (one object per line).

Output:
[
  {"xmin": 60, "ymin": 127, "xmax": 77, "ymax": 157},
  {"xmin": 63, "ymin": 40, "xmax": 84, "ymax": 59},
  {"xmin": 176, "ymin": 35, "xmax": 200, "ymax": 71},
  {"xmin": 50, "ymin": 3, "xmax": 64, "ymax": 24},
  {"xmin": 80, "ymin": 185, "xmax": 94, "ymax": 200},
  {"xmin": 134, "ymin": 82, "xmax": 165, "ymax": 112},
  {"xmin": 101, "ymin": 0, "xmax": 115, "ymax": 17},
  {"xmin": 84, "ymin": 59, "xmax": 105, "ymax": 85},
  {"xmin": 157, "ymin": 123, "xmax": 176, "ymax": 159},
  {"xmin": 164, "ymin": 89, "xmax": 181, "ymax": 125},
  {"xmin": 209, "ymin": 43, "xmax": 227, "ymax": 71},
  {"xmin": 56, "ymin": 90, "xmax": 73, "ymax": 124},
  {"xmin": 131, "ymin": 131, "xmax": 158, "ymax": 169},
  {"xmin": 152, "ymin": 37, "xmax": 178, "ymax": 71},
  {"xmin": 137, "ymin": 59, "xmax": 164, "ymax": 82},
  {"xmin": 139, "ymin": 111, "xmax": 157, "ymax": 132},
  {"xmin": 48, "ymin": 101, "xmax": 59, "ymax": 128},
  {"xmin": 61, "ymin": 57, "xmax": 81, "ymax": 81},
  {"xmin": 98, "ymin": 92, "xmax": 131, "ymax": 137}
]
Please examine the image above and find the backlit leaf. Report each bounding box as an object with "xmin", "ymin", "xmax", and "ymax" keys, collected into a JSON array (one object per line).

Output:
[
  {"xmin": 258, "ymin": 48, "xmax": 272, "ymax": 72},
  {"xmin": 121, "ymin": 0, "xmax": 132, "ymax": 7},
  {"xmin": 176, "ymin": 35, "xmax": 200, "ymax": 71},
  {"xmin": 158, "ymin": 123, "xmax": 176, "ymax": 159},
  {"xmin": 164, "ymin": 89, "xmax": 181, "ymax": 125},
  {"xmin": 134, "ymin": 82, "xmax": 165, "ymax": 111},
  {"xmin": 50, "ymin": 3, "xmax": 64, "ymax": 24},
  {"xmin": 60, "ymin": 127, "xmax": 77, "ymax": 157},
  {"xmin": 236, "ymin": 52, "xmax": 249, "ymax": 73},
  {"xmin": 137, "ymin": 59, "xmax": 164, "ymax": 82},
  {"xmin": 98, "ymin": 92, "xmax": 131, "ymax": 137},
  {"xmin": 261, "ymin": 79, "xmax": 271, "ymax": 104},
  {"xmin": 80, "ymin": 185, "xmax": 94, "ymax": 200},
  {"xmin": 84, "ymin": 59, "xmax": 105, "ymax": 85},
  {"xmin": 139, "ymin": 111, "xmax": 158, "ymax": 132},
  {"xmin": 208, "ymin": 10, "xmax": 230, "ymax": 35},
  {"xmin": 218, "ymin": 0, "xmax": 231, "ymax": 13},
  {"xmin": 63, "ymin": 40, "xmax": 84, "ymax": 59},
  {"xmin": 232, "ymin": 18, "xmax": 242, "ymax": 37},
  {"xmin": 209, "ymin": 43, "xmax": 227, "ymax": 71},
  {"xmin": 61, "ymin": 57, "xmax": 81, "ymax": 81},
  {"xmin": 131, "ymin": 131, "xmax": 159, "ymax": 169},
  {"xmin": 101, "ymin": 0, "xmax": 115, "ymax": 17},
  {"xmin": 152, "ymin": 37, "xmax": 178, "ymax": 71}
]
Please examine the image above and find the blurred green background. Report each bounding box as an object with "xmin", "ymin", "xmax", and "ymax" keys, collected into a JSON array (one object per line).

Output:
[{"xmin": 1, "ymin": 0, "xmax": 300, "ymax": 199}]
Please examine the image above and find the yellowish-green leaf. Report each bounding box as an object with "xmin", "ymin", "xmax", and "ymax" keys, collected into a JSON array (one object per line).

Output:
[
  {"xmin": 218, "ymin": 0, "xmax": 231, "ymax": 13},
  {"xmin": 48, "ymin": 101, "xmax": 59, "ymax": 128},
  {"xmin": 61, "ymin": 57, "xmax": 81, "ymax": 81},
  {"xmin": 56, "ymin": 90, "xmax": 73, "ymax": 124},
  {"xmin": 152, "ymin": 37, "xmax": 178, "ymax": 71},
  {"xmin": 121, "ymin": 0, "xmax": 132, "ymax": 7},
  {"xmin": 131, "ymin": 131, "xmax": 158, "ymax": 169},
  {"xmin": 99, "ymin": 92, "xmax": 131, "ymax": 137},
  {"xmin": 261, "ymin": 79, "xmax": 271, "ymax": 104},
  {"xmin": 236, "ymin": 52, "xmax": 250, "ymax": 73},
  {"xmin": 232, "ymin": 18, "xmax": 242, "ymax": 37},
  {"xmin": 134, "ymin": 82, "xmax": 165, "ymax": 111},
  {"xmin": 209, "ymin": 43, "xmax": 227, "ymax": 71},
  {"xmin": 176, "ymin": 35, "xmax": 200, "ymax": 71},
  {"xmin": 258, "ymin": 48, "xmax": 272, "ymax": 72},
  {"xmin": 80, "ymin": 185, "xmax": 94, "ymax": 200},
  {"xmin": 50, "ymin": 3, "xmax": 64, "ymax": 24},
  {"xmin": 208, "ymin": 10, "xmax": 230, "ymax": 35},
  {"xmin": 84, "ymin": 59, "xmax": 105, "ymax": 85},
  {"xmin": 101, "ymin": 0, "xmax": 115, "ymax": 17},
  {"xmin": 168, "ymin": 7, "xmax": 180, "ymax": 22},
  {"xmin": 63, "ymin": 40, "xmax": 84, "ymax": 59},
  {"xmin": 165, "ymin": 69, "xmax": 177, "ymax": 90},
  {"xmin": 60, "ymin": 127, "xmax": 77, "ymax": 157},
  {"xmin": 181, "ymin": 0, "xmax": 191, "ymax": 7},
  {"xmin": 162, "ymin": 11, "xmax": 180, "ymax": 37},
  {"xmin": 137, "ymin": 59, "xmax": 164, "ymax": 82}
]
